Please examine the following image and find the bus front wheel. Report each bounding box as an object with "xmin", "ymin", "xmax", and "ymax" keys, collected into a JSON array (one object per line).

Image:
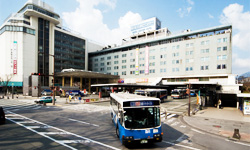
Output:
[{"xmin": 116, "ymin": 126, "xmax": 120, "ymax": 138}]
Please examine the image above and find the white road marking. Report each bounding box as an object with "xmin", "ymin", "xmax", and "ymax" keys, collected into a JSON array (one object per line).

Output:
[
  {"xmin": 69, "ymin": 118, "xmax": 100, "ymax": 127},
  {"xmin": 167, "ymin": 114, "xmax": 177, "ymax": 119},
  {"xmin": 191, "ymin": 129, "xmax": 205, "ymax": 134},
  {"xmin": 180, "ymin": 125, "xmax": 186, "ymax": 128},
  {"xmin": 16, "ymin": 121, "xmax": 36, "ymax": 124},
  {"xmin": 163, "ymin": 140, "xmax": 201, "ymax": 150},
  {"xmin": 167, "ymin": 118, "xmax": 176, "ymax": 123},
  {"xmin": 39, "ymin": 132, "xmax": 71, "ymax": 135},
  {"xmin": 171, "ymin": 122, "xmax": 180, "ymax": 126},
  {"xmin": 176, "ymin": 134, "xmax": 186, "ymax": 142},
  {"xmin": 6, "ymin": 111, "xmax": 120, "ymax": 150}
]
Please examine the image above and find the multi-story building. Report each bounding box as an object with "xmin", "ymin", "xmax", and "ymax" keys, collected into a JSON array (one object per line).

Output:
[
  {"xmin": 89, "ymin": 24, "xmax": 232, "ymax": 84},
  {"xmin": 0, "ymin": 0, "xmax": 102, "ymax": 94}
]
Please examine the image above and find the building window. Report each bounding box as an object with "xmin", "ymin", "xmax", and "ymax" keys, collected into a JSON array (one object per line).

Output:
[
  {"xmin": 176, "ymin": 68, "xmax": 179, "ymax": 72},
  {"xmin": 100, "ymin": 57, "xmax": 104, "ymax": 61},
  {"xmin": 149, "ymin": 62, "xmax": 155, "ymax": 66},
  {"xmin": 114, "ymin": 66, "xmax": 119, "ymax": 69},
  {"xmin": 94, "ymin": 63, "xmax": 98, "ymax": 67},
  {"xmin": 160, "ymin": 61, "xmax": 166, "ymax": 65},
  {"xmin": 190, "ymin": 67, "xmax": 193, "ymax": 71},
  {"xmin": 122, "ymin": 71, "xmax": 126, "ymax": 75},
  {"xmin": 122, "ymin": 60, "xmax": 126, "ymax": 63},
  {"xmin": 130, "ymin": 53, "xmax": 133, "ymax": 56},
  {"xmin": 201, "ymin": 49, "xmax": 209, "ymax": 53},
  {"xmin": 172, "ymin": 60, "xmax": 175, "ymax": 64},
  {"xmin": 222, "ymin": 55, "xmax": 227, "ymax": 60},
  {"xmin": 130, "ymin": 59, "xmax": 135, "ymax": 62},
  {"xmin": 160, "ymin": 68, "xmax": 166, "ymax": 73},
  {"xmin": 114, "ymin": 61, "xmax": 118, "ymax": 64},
  {"xmin": 139, "ymin": 57, "xmax": 145, "ymax": 61},
  {"xmin": 172, "ymin": 68, "xmax": 175, "ymax": 72},
  {"xmin": 222, "ymin": 64, "xmax": 227, "ymax": 69},
  {"xmin": 114, "ymin": 55, "xmax": 119, "ymax": 59},
  {"xmin": 130, "ymin": 64, "xmax": 135, "ymax": 68},
  {"xmin": 201, "ymin": 66, "xmax": 204, "ymax": 70},
  {"xmin": 186, "ymin": 67, "xmax": 189, "ymax": 71},
  {"xmin": 139, "ymin": 64, "xmax": 145, "ymax": 67},
  {"xmin": 107, "ymin": 56, "xmax": 111, "ymax": 60},
  {"xmin": 217, "ymin": 47, "xmax": 221, "ymax": 51},
  {"xmin": 100, "ymin": 68, "xmax": 104, "ymax": 71},
  {"xmin": 217, "ymin": 55, "xmax": 222, "ymax": 60},
  {"xmin": 107, "ymin": 62, "xmax": 111, "ymax": 65},
  {"xmin": 107, "ymin": 67, "xmax": 111, "ymax": 70},
  {"xmin": 217, "ymin": 38, "xmax": 221, "ymax": 43},
  {"xmin": 122, "ymin": 65, "xmax": 126, "ymax": 69},
  {"xmin": 94, "ymin": 58, "xmax": 98, "ymax": 62},
  {"xmin": 140, "ymin": 70, "xmax": 145, "ymax": 74},
  {"xmin": 223, "ymin": 38, "xmax": 227, "ymax": 42},
  {"xmin": 130, "ymin": 71, "xmax": 135, "ymax": 74},
  {"xmin": 217, "ymin": 64, "xmax": 221, "ymax": 69},
  {"xmin": 223, "ymin": 46, "xmax": 227, "ymax": 51},
  {"xmin": 176, "ymin": 60, "xmax": 179, "ymax": 64},
  {"xmin": 205, "ymin": 65, "xmax": 209, "ymax": 70},
  {"xmin": 100, "ymin": 63, "xmax": 104, "ymax": 66},
  {"xmin": 149, "ymin": 69, "xmax": 155, "ymax": 73},
  {"xmin": 122, "ymin": 54, "xmax": 127, "ymax": 57},
  {"xmin": 149, "ymin": 56, "xmax": 155, "ymax": 60},
  {"xmin": 114, "ymin": 72, "xmax": 118, "ymax": 75}
]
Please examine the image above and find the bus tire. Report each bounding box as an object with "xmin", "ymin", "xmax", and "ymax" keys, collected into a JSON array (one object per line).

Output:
[{"xmin": 116, "ymin": 126, "xmax": 120, "ymax": 138}]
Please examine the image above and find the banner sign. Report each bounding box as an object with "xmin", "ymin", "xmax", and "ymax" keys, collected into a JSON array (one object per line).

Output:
[
  {"xmin": 135, "ymin": 48, "xmax": 139, "ymax": 75},
  {"xmin": 13, "ymin": 41, "xmax": 17, "ymax": 74},
  {"xmin": 145, "ymin": 46, "xmax": 149, "ymax": 74}
]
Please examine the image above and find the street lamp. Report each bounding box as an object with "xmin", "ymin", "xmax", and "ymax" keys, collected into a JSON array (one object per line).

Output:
[{"xmin": 49, "ymin": 54, "xmax": 55, "ymax": 105}]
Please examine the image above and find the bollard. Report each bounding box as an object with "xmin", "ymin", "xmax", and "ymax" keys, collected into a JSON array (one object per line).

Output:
[{"xmin": 233, "ymin": 129, "xmax": 241, "ymax": 139}]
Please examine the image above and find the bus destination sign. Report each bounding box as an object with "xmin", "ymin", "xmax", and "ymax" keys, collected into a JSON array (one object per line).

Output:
[{"xmin": 130, "ymin": 101, "xmax": 153, "ymax": 107}]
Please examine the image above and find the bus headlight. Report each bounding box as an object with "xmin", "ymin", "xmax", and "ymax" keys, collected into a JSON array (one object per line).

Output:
[
  {"xmin": 154, "ymin": 134, "xmax": 161, "ymax": 137},
  {"xmin": 125, "ymin": 136, "xmax": 133, "ymax": 140}
]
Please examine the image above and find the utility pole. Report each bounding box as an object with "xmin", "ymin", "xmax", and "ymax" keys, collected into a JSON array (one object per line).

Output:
[
  {"xmin": 49, "ymin": 54, "xmax": 55, "ymax": 105},
  {"xmin": 188, "ymin": 83, "xmax": 191, "ymax": 116}
]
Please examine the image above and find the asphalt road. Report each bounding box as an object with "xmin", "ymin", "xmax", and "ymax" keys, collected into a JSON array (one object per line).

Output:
[{"xmin": 0, "ymin": 97, "xmax": 250, "ymax": 150}]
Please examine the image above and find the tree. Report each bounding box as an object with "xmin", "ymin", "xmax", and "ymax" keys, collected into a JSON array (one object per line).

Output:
[{"xmin": 0, "ymin": 74, "xmax": 13, "ymax": 96}]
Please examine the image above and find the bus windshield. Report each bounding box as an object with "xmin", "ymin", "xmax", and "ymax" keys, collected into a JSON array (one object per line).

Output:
[
  {"xmin": 124, "ymin": 107, "xmax": 160, "ymax": 129},
  {"xmin": 171, "ymin": 91, "xmax": 179, "ymax": 94}
]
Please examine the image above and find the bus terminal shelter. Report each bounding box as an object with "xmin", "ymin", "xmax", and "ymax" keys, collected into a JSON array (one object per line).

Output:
[{"xmin": 55, "ymin": 70, "xmax": 120, "ymax": 93}]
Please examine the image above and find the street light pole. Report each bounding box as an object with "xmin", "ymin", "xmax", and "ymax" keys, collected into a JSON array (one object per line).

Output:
[
  {"xmin": 188, "ymin": 83, "xmax": 191, "ymax": 116},
  {"xmin": 49, "ymin": 54, "xmax": 55, "ymax": 105}
]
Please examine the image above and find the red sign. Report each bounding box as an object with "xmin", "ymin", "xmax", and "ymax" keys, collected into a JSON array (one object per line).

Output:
[{"xmin": 13, "ymin": 60, "xmax": 17, "ymax": 74}]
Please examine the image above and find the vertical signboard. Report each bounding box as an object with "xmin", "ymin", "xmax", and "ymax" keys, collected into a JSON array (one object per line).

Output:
[
  {"xmin": 135, "ymin": 48, "xmax": 139, "ymax": 75},
  {"xmin": 13, "ymin": 41, "xmax": 17, "ymax": 74},
  {"xmin": 243, "ymin": 100, "xmax": 250, "ymax": 115},
  {"xmin": 145, "ymin": 46, "xmax": 149, "ymax": 74}
]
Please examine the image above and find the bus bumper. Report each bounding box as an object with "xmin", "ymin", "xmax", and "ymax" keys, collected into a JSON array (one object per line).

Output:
[{"xmin": 122, "ymin": 135, "xmax": 162, "ymax": 145}]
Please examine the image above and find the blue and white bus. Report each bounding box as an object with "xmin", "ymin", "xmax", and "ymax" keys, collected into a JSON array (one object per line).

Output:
[
  {"xmin": 110, "ymin": 93, "xmax": 162, "ymax": 145},
  {"xmin": 134, "ymin": 89, "xmax": 168, "ymax": 103}
]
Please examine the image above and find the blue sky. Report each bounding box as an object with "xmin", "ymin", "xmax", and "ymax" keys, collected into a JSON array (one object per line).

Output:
[{"xmin": 0, "ymin": 0, "xmax": 250, "ymax": 75}]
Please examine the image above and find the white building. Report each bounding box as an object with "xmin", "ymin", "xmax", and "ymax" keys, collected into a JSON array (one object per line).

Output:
[{"xmin": 0, "ymin": 0, "xmax": 102, "ymax": 95}]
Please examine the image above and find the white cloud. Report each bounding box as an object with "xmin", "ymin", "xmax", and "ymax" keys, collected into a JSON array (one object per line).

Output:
[
  {"xmin": 208, "ymin": 13, "xmax": 214, "ymax": 19},
  {"xmin": 177, "ymin": 0, "xmax": 194, "ymax": 18},
  {"xmin": 232, "ymin": 53, "xmax": 250, "ymax": 75},
  {"xmin": 220, "ymin": 3, "xmax": 250, "ymax": 51},
  {"xmin": 62, "ymin": 0, "xmax": 142, "ymax": 45}
]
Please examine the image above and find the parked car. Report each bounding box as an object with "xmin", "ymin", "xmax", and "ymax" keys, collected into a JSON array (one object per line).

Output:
[
  {"xmin": 34, "ymin": 96, "xmax": 56, "ymax": 104},
  {"xmin": 41, "ymin": 89, "xmax": 52, "ymax": 96}
]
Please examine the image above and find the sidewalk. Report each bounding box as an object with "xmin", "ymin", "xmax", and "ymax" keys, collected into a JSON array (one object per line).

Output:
[{"xmin": 182, "ymin": 107, "xmax": 250, "ymax": 143}]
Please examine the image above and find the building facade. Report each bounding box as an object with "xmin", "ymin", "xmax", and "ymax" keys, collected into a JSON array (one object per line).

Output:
[
  {"xmin": 89, "ymin": 24, "xmax": 232, "ymax": 85},
  {"xmin": 0, "ymin": 0, "xmax": 101, "ymax": 95}
]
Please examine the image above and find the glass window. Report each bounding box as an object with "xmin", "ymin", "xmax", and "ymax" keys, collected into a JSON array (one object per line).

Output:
[
  {"xmin": 223, "ymin": 46, "xmax": 227, "ymax": 51},
  {"xmin": 122, "ymin": 71, "xmax": 126, "ymax": 75},
  {"xmin": 122, "ymin": 65, "xmax": 126, "ymax": 69},
  {"xmin": 122, "ymin": 60, "xmax": 126, "ymax": 63},
  {"xmin": 222, "ymin": 55, "xmax": 227, "ymax": 60},
  {"xmin": 114, "ymin": 55, "xmax": 119, "ymax": 59},
  {"xmin": 217, "ymin": 47, "xmax": 221, "ymax": 51},
  {"xmin": 222, "ymin": 64, "xmax": 227, "ymax": 69},
  {"xmin": 205, "ymin": 65, "xmax": 209, "ymax": 70},
  {"xmin": 114, "ymin": 61, "xmax": 118, "ymax": 64},
  {"xmin": 201, "ymin": 66, "xmax": 204, "ymax": 70},
  {"xmin": 217, "ymin": 55, "xmax": 221, "ymax": 60},
  {"xmin": 107, "ymin": 56, "xmax": 111, "ymax": 60},
  {"xmin": 190, "ymin": 67, "xmax": 193, "ymax": 71},
  {"xmin": 217, "ymin": 64, "xmax": 221, "ymax": 69},
  {"xmin": 100, "ymin": 57, "xmax": 104, "ymax": 61},
  {"xmin": 217, "ymin": 38, "xmax": 221, "ymax": 43},
  {"xmin": 223, "ymin": 38, "xmax": 227, "ymax": 42},
  {"xmin": 122, "ymin": 54, "xmax": 127, "ymax": 57},
  {"xmin": 186, "ymin": 67, "xmax": 189, "ymax": 71},
  {"xmin": 190, "ymin": 51, "xmax": 193, "ymax": 55}
]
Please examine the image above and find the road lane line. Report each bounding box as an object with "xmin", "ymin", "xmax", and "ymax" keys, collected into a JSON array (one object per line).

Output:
[
  {"xmin": 69, "ymin": 118, "xmax": 100, "ymax": 127},
  {"xmin": 6, "ymin": 111, "xmax": 120, "ymax": 150},
  {"xmin": 167, "ymin": 114, "xmax": 177, "ymax": 119},
  {"xmin": 191, "ymin": 129, "xmax": 205, "ymax": 134},
  {"xmin": 163, "ymin": 140, "xmax": 201, "ymax": 150}
]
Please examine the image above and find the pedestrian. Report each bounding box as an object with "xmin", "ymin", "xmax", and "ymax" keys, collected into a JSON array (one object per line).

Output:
[
  {"xmin": 69, "ymin": 95, "xmax": 71, "ymax": 102},
  {"xmin": 218, "ymin": 99, "xmax": 222, "ymax": 109}
]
